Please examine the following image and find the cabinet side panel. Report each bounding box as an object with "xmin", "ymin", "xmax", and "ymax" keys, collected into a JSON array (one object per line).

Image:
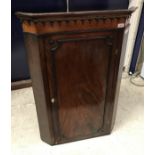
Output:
[
  {"xmin": 111, "ymin": 29, "xmax": 125, "ymax": 129},
  {"xmin": 24, "ymin": 34, "xmax": 54, "ymax": 144},
  {"xmin": 102, "ymin": 30, "xmax": 124, "ymax": 133}
]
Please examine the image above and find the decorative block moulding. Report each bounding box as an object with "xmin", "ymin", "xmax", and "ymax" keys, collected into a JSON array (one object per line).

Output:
[{"xmin": 16, "ymin": 9, "xmax": 135, "ymax": 145}]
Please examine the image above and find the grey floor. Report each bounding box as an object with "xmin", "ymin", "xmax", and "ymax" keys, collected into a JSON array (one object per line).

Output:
[{"xmin": 11, "ymin": 76, "xmax": 144, "ymax": 155}]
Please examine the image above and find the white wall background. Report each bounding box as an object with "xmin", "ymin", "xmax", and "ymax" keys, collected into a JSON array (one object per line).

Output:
[{"xmin": 123, "ymin": 0, "xmax": 144, "ymax": 72}]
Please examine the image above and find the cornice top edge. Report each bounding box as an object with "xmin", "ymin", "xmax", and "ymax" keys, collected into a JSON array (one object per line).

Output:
[{"xmin": 16, "ymin": 9, "xmax": 134, "ymax": 22}]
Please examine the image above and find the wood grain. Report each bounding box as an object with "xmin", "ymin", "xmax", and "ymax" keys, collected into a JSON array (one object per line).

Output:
[{"xmin": 16, "ymin": 10, "xmax": 134, "ymax": 145}]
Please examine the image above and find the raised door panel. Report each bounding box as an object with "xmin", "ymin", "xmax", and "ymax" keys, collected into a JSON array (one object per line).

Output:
[{"xmin": 44, "ymin": 31, "xmax": 115, "ymax": 143}]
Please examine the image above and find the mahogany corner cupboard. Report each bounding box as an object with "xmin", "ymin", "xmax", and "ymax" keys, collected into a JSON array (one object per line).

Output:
[{"xmin": 16, "ymin": 9, "xmax": 134, "ymax": 145}]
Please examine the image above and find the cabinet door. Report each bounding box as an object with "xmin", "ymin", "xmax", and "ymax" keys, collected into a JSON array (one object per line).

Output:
[{"xmin": 45, "ymin": 31, "xmax": 117, "ymax": 143}]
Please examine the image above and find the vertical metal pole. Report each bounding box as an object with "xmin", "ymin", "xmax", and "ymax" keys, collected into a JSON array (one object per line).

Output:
[{"xmin": 67, "ymin": 0, "xmax": 69, "ymax": 12}]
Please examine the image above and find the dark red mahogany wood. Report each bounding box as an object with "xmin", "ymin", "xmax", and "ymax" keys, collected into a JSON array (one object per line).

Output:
[{"xmin": 16, "ymin": 9, "xmax": 134, "ymax": 145}]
